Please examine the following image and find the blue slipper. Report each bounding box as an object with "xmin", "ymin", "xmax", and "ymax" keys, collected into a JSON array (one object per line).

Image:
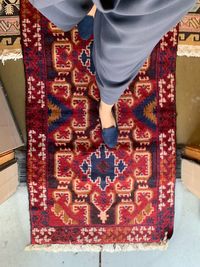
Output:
[
  {"xmin": 77, "ymin": 15, "xmax": 94, "ymax": 40},
  {"xmin": 99, "ymin": 106, "xmax": 119, "ymax": 148}
]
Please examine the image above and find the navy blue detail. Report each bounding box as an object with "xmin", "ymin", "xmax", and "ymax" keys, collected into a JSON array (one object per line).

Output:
[
  {"xmin": 80, "ymin": 144, "xmax": 127, "ymax": 190},
  {"xmin": 48, "ymin": 94, "xmax": 73, "ymax": 133},
  {"xmin": 133, "ymin": 92, "xmax": 157, "ymax": 131},
  {"xmin": 77, "ymin": 15, "xmax": 94, "ymax": 40}
]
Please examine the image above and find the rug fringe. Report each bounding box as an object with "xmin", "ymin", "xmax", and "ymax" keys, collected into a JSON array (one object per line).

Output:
[
  {"xmin": 177, "ymin": 45, "xmax": 200, "ymax": 57},
  {"xmin": 25, "ymin": 240, "xmax": 169, "ymax": 252},
  {"xmin": 0, "ymin": 49, "xmax": 23, "ymax": 64}
]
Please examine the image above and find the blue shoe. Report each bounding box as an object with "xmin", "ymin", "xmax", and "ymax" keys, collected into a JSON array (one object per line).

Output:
[
  {"xmin": 77, "ymin": 15, "xmax": 94, "ymax": 40},
  {"xmin": 99, "ymin": 106, "xmax": 119, "ymax": 148}
]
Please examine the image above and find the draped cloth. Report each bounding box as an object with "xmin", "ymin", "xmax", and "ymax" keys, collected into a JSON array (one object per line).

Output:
[{"xmin": 28, "ymin": 0, "xmax": 195, "ymax": 104}]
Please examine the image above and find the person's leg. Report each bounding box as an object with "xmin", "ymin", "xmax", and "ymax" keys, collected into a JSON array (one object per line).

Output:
[
  {"xmin": 93, "ymin": 0, "xmax": 196, "ymax": 106},
  {"xmin": 28, "ymin": 0, "xmax": 94, "ymax": 32}
]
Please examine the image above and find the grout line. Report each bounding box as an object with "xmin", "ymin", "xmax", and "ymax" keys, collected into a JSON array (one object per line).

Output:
[{"xmin": 99, "ymin": 251, "xmax": 102, "ymax": 267}]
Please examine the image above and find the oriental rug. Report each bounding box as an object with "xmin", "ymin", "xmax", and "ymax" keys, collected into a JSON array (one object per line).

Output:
[
  {"xmin": 0, "ymin": 0, "xmax": 22, "ymax": 62},
  {"xmin": 178, "ymin": 0, "xmax": 200, "ymax": 57},
  {"xmin": 21, "ymin": 0, "xmax": 177, "ymax": 252}
]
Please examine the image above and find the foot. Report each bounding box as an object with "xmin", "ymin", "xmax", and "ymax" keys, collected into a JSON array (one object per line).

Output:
[
  {"xmin": 88, "ymin": 5, "xmax": 96, "ymax": 17},
  {"xmin": 99, "ymin": 100, "xmax": 116, "ymax": 129}
]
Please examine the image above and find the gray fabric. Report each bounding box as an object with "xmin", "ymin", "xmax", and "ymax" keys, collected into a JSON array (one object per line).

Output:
[{"xmin": 29, "ymin": 0, "xmax": 195, "ymax": 105}]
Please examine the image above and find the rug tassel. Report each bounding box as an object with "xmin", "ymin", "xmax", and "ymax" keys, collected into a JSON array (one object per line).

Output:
[
  {"xmin": 0, "ymin": 49, "xmax": 23, "ymax": 64},
  {"xmin": 24, "ymin": 241, "xmax": 168, "ymax": 252},
  {"xmin": 177, "ymin": 45, "xmax": 200, "ymax": 57}
]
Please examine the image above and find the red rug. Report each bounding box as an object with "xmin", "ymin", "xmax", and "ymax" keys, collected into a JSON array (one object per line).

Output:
[{"xmin": 20, "ymin": 0, "xmax": 178, "ymax": 251}]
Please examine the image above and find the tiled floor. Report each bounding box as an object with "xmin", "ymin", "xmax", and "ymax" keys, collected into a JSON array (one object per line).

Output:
[{"xmin": 0, "ymin": 180, "xmax": 200, "ymax": 267}]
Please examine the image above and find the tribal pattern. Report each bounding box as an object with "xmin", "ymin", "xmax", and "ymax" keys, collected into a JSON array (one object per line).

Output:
[{"xmin": 21, "ymin": 0, "xmax": 177, "ymax": 245}]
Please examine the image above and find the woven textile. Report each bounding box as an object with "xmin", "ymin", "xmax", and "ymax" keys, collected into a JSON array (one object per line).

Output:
[
  {"xmin": 0, "ymin": 0, "xmax": 22, "ymax": 62},
  {"xmin": 21, "ymin": 0, "xmax": 178, "ymax": 251},
  {"xmin": 178, "ymin": 0, "xmax": 200, "ymax": 57}
]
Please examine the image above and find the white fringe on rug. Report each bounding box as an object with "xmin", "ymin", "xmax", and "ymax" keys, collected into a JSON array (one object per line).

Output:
[
  {"xmin": 177, "ymin": 45, "xmax": 200, "ymax": 57},
  {"xmin": 25, "ymin": 240, "xmax": 169, "ymax": 253},
  {"xmin": 0, "ymin": 49, "xmax": 23, "ymax": 64}
]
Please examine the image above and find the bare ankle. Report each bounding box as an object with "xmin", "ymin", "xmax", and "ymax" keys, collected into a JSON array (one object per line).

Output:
[{"xmin": 100, "ymin": 100, "xmax": 114, "ymax": 111}]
